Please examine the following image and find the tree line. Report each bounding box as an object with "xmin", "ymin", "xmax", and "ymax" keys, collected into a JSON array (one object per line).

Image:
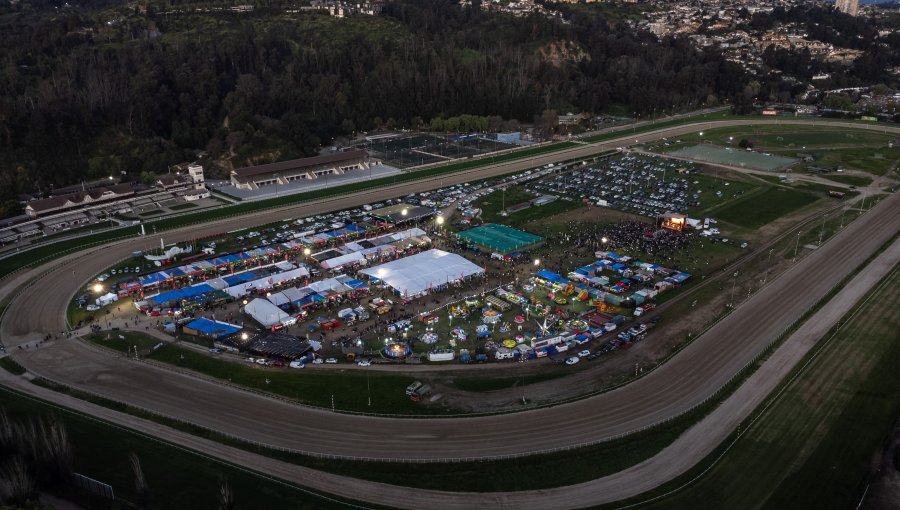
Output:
[{"xmin": 0, "ymin": 0, "xmax": 823, "ymax": 217}]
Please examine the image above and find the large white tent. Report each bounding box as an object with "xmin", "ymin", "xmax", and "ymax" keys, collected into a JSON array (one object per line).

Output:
[
  {"xmin": 359, "ymin": 249, "xmax": 484, "ymax": 298},
  {"xmin": 243, "ymin": 298, "xmax": 295, "ymax": 328}
]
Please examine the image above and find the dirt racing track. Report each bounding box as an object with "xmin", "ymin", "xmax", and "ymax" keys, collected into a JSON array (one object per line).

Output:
[{"xmin": 1, "ymin": 119, "xmax": 899, "ymax": 508}]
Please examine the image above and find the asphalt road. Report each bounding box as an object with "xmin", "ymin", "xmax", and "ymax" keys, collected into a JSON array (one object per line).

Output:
[{"xmin": 0, "ymin": 119, "xmax": 898, "ymax": 505}]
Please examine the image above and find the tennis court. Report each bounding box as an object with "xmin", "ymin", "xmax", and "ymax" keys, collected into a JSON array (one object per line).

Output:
[
  {"xmin": 456, "ymin": 223, "xmax": 544, "ymax": 254},
  {"xmin": 670, "ymin": 144, "xmax": 798, "ymax": 171}
]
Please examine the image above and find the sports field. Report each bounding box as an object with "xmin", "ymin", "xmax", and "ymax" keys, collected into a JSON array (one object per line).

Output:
[
  {"xmin": 713, "ymin": 187, "xmax": 818, "ymax": 229},
  {"xmin": 456, "ymin": 223, "xmax": 544, "ymax": 254},
  {"xmin": 670, "ymin": 145, "xmax": 798, "ymax": 171}
]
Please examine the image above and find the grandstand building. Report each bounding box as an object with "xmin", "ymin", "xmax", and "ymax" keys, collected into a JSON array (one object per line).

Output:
[{"xmin": 229, "ymin": 150, "xmax": 377, "ymax": 190}]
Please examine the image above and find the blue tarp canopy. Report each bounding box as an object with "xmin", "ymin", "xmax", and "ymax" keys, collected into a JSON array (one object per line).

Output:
[
  {"xmin": 667, "ymin": 272, "xmax": 691, "ymax": 283},
  {"xmin": 343, "ymin": 279, "xmax": 369, "ymax": 290},
  {"xmin": 576, "ymin": 266, "xmax": 594, "ymax": 275},
  {"xmin": 139, "ymin": 272, "xmax": 170, "ymax": 286},
  {"xmin": 535, "ymin": 270, "xmax": 567, "ymax": 284},
  {"xmin": 149, "ymin": 283, "xmax": 214, "ymax": 306},
  {"xmin": 184, "ymin": 318, "xmax": 241, "ymax": 339},
  {"xmin": 222, "ymin": 272, "xmax": 258, "ymax": 286}
]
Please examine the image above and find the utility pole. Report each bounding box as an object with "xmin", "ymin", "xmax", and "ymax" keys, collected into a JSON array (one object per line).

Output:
[
  {"xmin": 818, "ymin": 213, "xmax": 828, "ymax": 246},
  {"xmin": 763, "ymin": 248, "xmax": 774, "ymax": 285},
  {"xmin": 729, "ymin": 271, "xmax": 738, "ymax": 308}
]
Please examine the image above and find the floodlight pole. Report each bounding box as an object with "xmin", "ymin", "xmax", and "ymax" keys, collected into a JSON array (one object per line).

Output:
[
  {"xmin": 763, "ymin": 248, "xmax": 774, "ymax": 285},
  {"xmin": 729, "ymin": 271, "xmax": 738, "ymax": 308},
  {"xmin": 818, "ymin": 214, "xmax": 827, "ymax": 246},
  {"xmin": 792, "ymin": 231, "xmax": 801, "ymax": 262}
]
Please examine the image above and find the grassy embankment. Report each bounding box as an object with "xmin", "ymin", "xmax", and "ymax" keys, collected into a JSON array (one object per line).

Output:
[{"xmin": 0, "ymin": 388, "xmax": 357, "ymax": 510}]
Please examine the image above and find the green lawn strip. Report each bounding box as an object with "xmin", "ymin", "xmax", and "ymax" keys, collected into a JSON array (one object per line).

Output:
[
  {"xmin": 414, "ymin": 140, "xmax": 578, "ymax": 175},
  {"xmin": 666, "ymin": 126, "xmax": 899, "ymax": 176},
  {"xmin": 84, "ymin": 332, "xmax": 162, "ymax": 354},
  {"xmin": 818, "ymin": 173, "xmax": 874, "ymax": 187},
  {"xmin": 476, "ymin": 193, "xmax": 585, "ymax": 227},
  {"xmin": 804, "ymin": 147, "xmax": 900, "ymax": 176},
  {"xmin": 581, "ymin": 110, "xmax": 738, "ymax": 144},
  {"xmin": 449, "ymin": 369, "xmax": 569, "ymax": 392},
  {"xmin": 0, "ymin": 356, "xmax": 25, "ymax": 374},
  {"xmin": 669, "ymin": 124, "xmax": 897, "ymax": 150},
  {"xmin": 0, "ymin": 386, "xmax": 366, "ymax": 510},
  {"xmin": 714, "ymin": 187, "xmax": 819, "ymax": 229},
  {"xmin": 143, "ymin": 343, "xmax": 430, "ymax": 415}
]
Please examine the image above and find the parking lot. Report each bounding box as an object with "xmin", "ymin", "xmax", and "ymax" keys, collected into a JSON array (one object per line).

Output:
[{"xmin": 526, "ymin": 154, "xmax": 757, "ymax": 218}]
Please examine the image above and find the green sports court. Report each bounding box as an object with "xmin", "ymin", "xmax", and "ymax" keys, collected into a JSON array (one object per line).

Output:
[{"xmin": 456, "ymin": 223, "xmax": 544, "ymax": 254}]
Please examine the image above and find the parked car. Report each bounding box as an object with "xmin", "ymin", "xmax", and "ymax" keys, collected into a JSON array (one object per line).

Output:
[
  {"xmin": 86, "ymin": 304, "xmax": 100, "ymax": 311},
  {"xmin": 357, "ymin": 359, "xmax": 371, "ymax": 367},
  {"xmin": 577, "ymin": 350, "xmax": 590, "ymax": 358},
  {"xmin": 565, "ymin": 356, "xmax": 580, "ymax": 365},
  {"xmin": 312, "ymin": 358, "xmax": 324, "ymax": 364},
  {"xmin": 325, "ymin": 358, "xmax": 338, "ymax": 364},
  {"xmin": 289, "ymin": 360, "xmax": 305, "ymax": 369}
]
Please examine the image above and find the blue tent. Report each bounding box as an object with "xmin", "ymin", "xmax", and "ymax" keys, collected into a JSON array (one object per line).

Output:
[
  {"xmin": 184, "ymin": 318, "xmax": 241, "ymax": 339},
  {"xmin": 535, "ymin": 270, "xmax": 567, "ymax": 284}
]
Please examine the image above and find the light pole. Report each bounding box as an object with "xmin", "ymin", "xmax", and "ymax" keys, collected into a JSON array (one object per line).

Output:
[
  {"xmin": 729, "ymin": 271, "xmax": 738, "ymax": 308},
  {"xmin": 818, "ymin": 213, "xmax": 828, "ymax": 246},
  {"xmin": 792, "ymin": 231, "xmax": 802, "ymax": 262},
  {"xmin": 763, "ymin": 248, "xmax": 774, "ymax": 285}
]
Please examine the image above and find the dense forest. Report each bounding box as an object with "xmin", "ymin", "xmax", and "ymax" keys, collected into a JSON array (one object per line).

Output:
[
  {"xmin": 0, "ymin": 0, "xmax": 890, "ymax": 217},
  {"xmin": 0, "ymin": 0, "xmax": 747, "ymax": 214}
]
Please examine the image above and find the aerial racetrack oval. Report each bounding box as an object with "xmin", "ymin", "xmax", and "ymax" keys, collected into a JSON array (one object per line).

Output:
[{"xmin": 1, "ymin": 118, "xmax": 898, "ymax": 509}]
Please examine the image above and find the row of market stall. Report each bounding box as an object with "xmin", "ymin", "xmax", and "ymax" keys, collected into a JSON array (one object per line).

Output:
[
  {"xmin": 135, "ymin": 261, "xmax": 310, "ymax": 312},
  {"xmin": 133, "ymin": 221, "xmax": 409, "ymax": 293},
  {"xmin": 311, "ymin": 227, "xmax": 429, "ymax": 271},
  {"xmin": 532, "ymin": 251, "xmax": 691, "ymax": 307}
]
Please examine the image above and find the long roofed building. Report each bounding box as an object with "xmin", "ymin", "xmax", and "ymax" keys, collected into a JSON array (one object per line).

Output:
[{"xmin": 229, "ymin": 150, "xmax": 376, "ymax": 190}]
